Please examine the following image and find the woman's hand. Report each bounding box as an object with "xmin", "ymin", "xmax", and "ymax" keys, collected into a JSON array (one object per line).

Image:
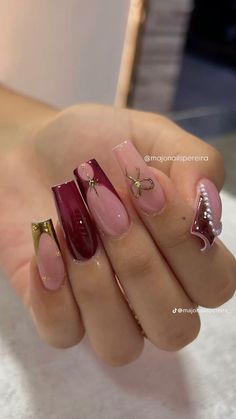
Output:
[{"xmin": 0, "ymin": 104, "xmax": 235, "ymax": 366}]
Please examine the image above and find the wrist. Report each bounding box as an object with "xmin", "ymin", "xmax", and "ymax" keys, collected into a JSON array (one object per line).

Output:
[{"xmin": 0, "ymin": 86, "xmax": 58, "ymax": 151}]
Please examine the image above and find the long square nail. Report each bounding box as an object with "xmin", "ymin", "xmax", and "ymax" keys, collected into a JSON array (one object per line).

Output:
[
  {"xmin": 74, "ymin": 159, "xmax": 130, "ymax": 237},
  {"xmin": 31, "ymin": 219, "xmax": 66, "ymax": 291},
  {"xmin": 113, "ymin": 140, "xmax": 165, "ymax": 215},
  {"xmin": 191, "ymin": 178, "xmax": 222, "ymax": 251}
]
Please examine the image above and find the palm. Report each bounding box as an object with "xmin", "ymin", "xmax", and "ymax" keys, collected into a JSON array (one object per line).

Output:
[{"xmin": 0, "ymin": 105, "xmax": 219, "ymax": 306}]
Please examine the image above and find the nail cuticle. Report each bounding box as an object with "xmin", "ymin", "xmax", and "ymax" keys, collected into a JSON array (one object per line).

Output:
[
  {"xmin": 103, "ymin": 219, "xmax": 134, "ymax": 242},
  {"xmin": 71, "ymin": 248, "xmax": 99, "ymax": 265},
  {"xmin": 139, "ymin": 199, "xmax": 167, "ymax": 217}
]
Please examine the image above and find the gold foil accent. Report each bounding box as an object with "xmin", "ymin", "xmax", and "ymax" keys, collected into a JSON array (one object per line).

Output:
[{"xmin": 31, "ymin": 219, "xmax": 60, "ymax": 254}]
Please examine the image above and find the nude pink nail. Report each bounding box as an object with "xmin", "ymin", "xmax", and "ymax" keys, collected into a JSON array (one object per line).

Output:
[
  {"xmin": 74, "ymin": 159, "xmax": 130, "ymax": 237},
  {"xmin": 113, "ymin": 140, "xmax": 165, "ymax": 215},
  {"xmin": 32, "ymin": 219, "xmax": 66, "ymax": 291},
  {"xmin": 191, "ymin": 178, "xmax": 222, "ymax": 251}
]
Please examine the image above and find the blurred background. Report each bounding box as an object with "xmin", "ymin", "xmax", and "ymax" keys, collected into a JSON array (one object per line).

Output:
[
  {"xmin": 130, "ymin": 0, "xmax": 236, "ymax": 137},
  {"xmin": 0, "ymin": 0, "xmax": 236, "ymax": 187},
  {"xmin": 2, "ymin": 0, "xmax": 236, "ymax": 126},
  {"xmin": 128, "ymin": 0, "xmax": 236, "ymax": 196},
  {"xmin": 0, "ymin": 0, "xmax": 131, "ymax": 106}
]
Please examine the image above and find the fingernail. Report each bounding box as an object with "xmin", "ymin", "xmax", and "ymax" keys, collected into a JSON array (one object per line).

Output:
[
  {"xmin": 191, "ymin": 178, "xmax": 222, "ymax": 251},
  {"xmin": 52, "ymin": 180, "xmax": 98, "ymax": 261},
  {"xmin": 31, "ymin": 219, "xmax": 66, "ymax": 291},
  {"xmin": 74, "ymin": 159, "xmax": 130, "ymax": 237},
  {"xmin": 113, "ymin": 140, "xmax": 165, "ymax": 214}
]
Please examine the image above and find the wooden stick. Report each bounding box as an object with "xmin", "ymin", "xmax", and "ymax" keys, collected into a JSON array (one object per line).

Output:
[{"xmin": 115, "ymin": 0, "xmax": 144, "ymax": 107}]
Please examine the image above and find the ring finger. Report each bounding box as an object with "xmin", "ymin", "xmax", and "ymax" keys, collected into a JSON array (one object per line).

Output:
[
  {"xmin": 74, "ymin": 159, "xmax": 201, "ymax": 351},
  {"xmin": 52, "ymin": 180, "xmax": 144, "ymax": 366}
]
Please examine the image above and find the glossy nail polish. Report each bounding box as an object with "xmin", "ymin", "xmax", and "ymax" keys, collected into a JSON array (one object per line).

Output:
[
  {"xmin": 191, "ymin": 178, "xmax": 222, "ymax": 251},
  {"xmin": 74, "ymin": 159, "xmax": 130, "ymax": 237},
  {"xmin": 52, "ymin": 180, "xmax": 98, "ymax": 261},
  {"xmin": 31, "ymin": 219, "xmax": 66, "ymax": 291},
  {"xmin": 113, "ymin": 140, "xmax": 165, "ymax": 214}
]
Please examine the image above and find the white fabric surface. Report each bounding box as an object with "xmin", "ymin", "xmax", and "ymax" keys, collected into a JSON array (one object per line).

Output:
[{"xmin": 0, "ymin": 189, "xmax": 235, "ymax": 419}]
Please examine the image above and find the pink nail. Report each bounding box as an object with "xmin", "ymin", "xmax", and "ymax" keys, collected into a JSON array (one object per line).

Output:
[
  {"xmin": 191, "ymin": 178, "xmax": 222, "ymax": 251},
  {"xmin": 32, "ymin": 220, "xmax": 66, "ymax": 291},
  {"xmin": 113, "ymin": 140, "xmax": 165, "ymax": 215},
  {"xmin": 74, "ymin": 159, "xmax": 130, "ymax": 237}
]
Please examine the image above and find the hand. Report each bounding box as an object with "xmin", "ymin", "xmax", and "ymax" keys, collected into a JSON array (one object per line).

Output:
[{"xmin": 0, "ymin": 104, "xmax": 235, "ymax": 366}]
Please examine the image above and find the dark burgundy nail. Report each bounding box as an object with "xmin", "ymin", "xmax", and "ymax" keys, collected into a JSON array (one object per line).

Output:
[
  {"xmin": 191, "ymin": 179, "xmax": 222, "ymax": 251},
  {"xmin": 52, "ymin": 180, "xmax": 98, "ymax": 261}
]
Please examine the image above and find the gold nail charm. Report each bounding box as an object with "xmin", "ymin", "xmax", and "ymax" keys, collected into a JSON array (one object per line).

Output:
[
  {"xmin": 125, "ymin": 167, "xmax": 154, "ymax": 198},
  {"xmin": 87, "ymin": 176, "xmax": 99, "ymax": 194}
]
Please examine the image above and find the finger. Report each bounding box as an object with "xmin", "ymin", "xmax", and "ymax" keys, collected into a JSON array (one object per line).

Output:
[
  {"xmin": 52, "ymin": 180, "xmax": 144, "ymax": 367},
  {"xmin": 112, "ymin": 140, "xmax": 236, "ymax": 307},
  {"xmin": 74, "ymin": 159, "xmax": 201, "ymax": 351},
  {"xmin": 33, "ymin": 105, "xmax": 224, "ymax": 198},
  {"xmin": 30, "ymin": 219, "xmax": 84, "ymax": 348},
  {"xmin": 129, "ymin": 109, "xmax": 225, "ymax": 195}
]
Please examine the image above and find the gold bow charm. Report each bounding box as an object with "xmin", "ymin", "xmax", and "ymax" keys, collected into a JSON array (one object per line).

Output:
[{"xmin": 125, "ymin": 168, "xmax": 154, "ymax": 198}]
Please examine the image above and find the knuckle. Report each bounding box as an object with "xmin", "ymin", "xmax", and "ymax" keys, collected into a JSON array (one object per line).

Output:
[
  {"xmin": 159, "ymin": 223, "xmax": 191, "ymax": 250},
  {"xmin": 61, "ymin": 103, "xmax": 106, "ymax": 122},
  {"xmin": 77, "ymin": 278, "xmax": 98, "ymax": 301},
  {"xmin": 77, "ymin": 276, "xmax": 111, "ymax": 303},
  {"xmin": 196, "ymin": 255, "xmax": 236, "ymax": 308},
  {"xmin": 38, "ymin": 325, "xmax": 84, "ymax": 349},
  {"xmin": 151, "ymin": 317, "xmax": 201, "ymax": 352},
  {"xmin": 152, "ymin": 113, "xmax": 171, "ymax": 127},
  {"xmin": 118, "ymin": 248, "xmax": 156, "ymax": 279},
  {"xmin": 31, "ymin": 307, "xmax": 84, "ymax": 349},
  {"xmin": 202, "ymin": 277, "xmax": 236, "ymax": 308},
  {"xmin": 104, "ymin": 344, "xmax": 144, "ymax": 367},
  {"xmin": 46, "ymin": 333, "xmax": 83, "ymax": 349}
]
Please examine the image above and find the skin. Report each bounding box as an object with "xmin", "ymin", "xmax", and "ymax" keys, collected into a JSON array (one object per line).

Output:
[{"xmin": 0, "ymin": 87, "xmax": 235, "ymax": 367}]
